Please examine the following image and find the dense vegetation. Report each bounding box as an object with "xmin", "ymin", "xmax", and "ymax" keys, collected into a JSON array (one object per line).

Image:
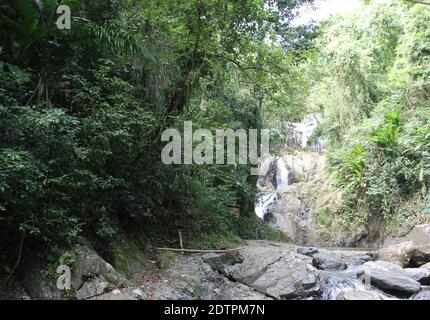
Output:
[
  {"xmin": 0, "ymin": 0, "xmax": 310, "ymax": 264},
  {"xmin": 305, "ymin": 0, "xmax": 430, "ymax": 234},
  {"xmin": 1, "ymin": 0, "xmax": 429, "ymax": 271}
]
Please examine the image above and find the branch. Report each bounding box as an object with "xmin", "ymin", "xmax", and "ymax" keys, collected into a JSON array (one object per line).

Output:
[
  {"xmin": 407, "ymin": 0, "xmax": 430, "ymax": 5},
  {"xmin": 156, "ymin": 247, "xmax": 242, "ymax": 254}
]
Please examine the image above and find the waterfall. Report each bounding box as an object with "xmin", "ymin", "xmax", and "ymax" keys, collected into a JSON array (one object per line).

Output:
[
  {"xmin": 255, "ymin": 193, "xmax": 277, "ymax": 220},
  {"xmin": 276, "ymin": 158, "xmax": 291, "ymax": 190},
  {"xmin": 255, "ymin": 158, "xmax": 292, "ymax": 220}
]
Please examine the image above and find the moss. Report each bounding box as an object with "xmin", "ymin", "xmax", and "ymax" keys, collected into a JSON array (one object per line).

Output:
[
  {"xmin": 157, "ymin": 251, "xmax": 180, "ymax": 270},
  {"xmin": 111, "ymin": 240, "xmax": 147, "ymax": 280}
]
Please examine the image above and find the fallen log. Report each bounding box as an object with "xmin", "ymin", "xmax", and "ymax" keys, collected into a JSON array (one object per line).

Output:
[{"xmin": 156, "ymin": 247, "xmax": 242, "ymax": 254}]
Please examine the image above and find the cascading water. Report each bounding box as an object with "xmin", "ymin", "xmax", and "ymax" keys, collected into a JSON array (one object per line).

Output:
[
  {"xmin": 255, "ymin": 114, "xmax": 321, "ymax": 221},
  {"xmin": 255, "ymin": 193, "xmax": 277, "ymax": 220},
  {"xmin": 255, "ymin": 158, "xmax": 292, "ymax": 220},
  {"xmin": 276, "ymin": 158, "xmax": 291, "ymax": 190}
]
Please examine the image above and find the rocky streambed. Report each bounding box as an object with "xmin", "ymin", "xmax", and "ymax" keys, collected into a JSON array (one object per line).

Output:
[{"xmin": 5, "ymin": 223, "xmax": 430, "ymax": 301}]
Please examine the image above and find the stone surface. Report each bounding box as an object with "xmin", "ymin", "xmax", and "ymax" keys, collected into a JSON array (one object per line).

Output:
[
  {"xmin": 75, "ymin": 278, "xmax": 111, "ymax": 300},
  {"xmin": 406, "ymin": 224, "xmax": 430, "ymax": 245},
  {"xmin": 405, "ymin": 225, "xmax": 430, "ymax": 267},
  {"xmin": 420, "ymin": 262, "xmax": 430, "ymax": 270},
  {"xmin": 336, "ymin": 289, "xmax": 382, "ymax": 301},
  {"xmin": 297, "ymin": 247, "xmax": 319, "ymax": 256},
  {"xmin": 357, "ymin": 261, "xmax": 421, "ymax": 296},
  {"xmin": 376, "ymin": 242, "xmax": 416, "ymax": 267},
  {"xmin": 90, "ymin": 289, "xmax": 135, "ymax": 300},
  {"xmin": 21, "ymin": 266, "xmax": 62, "ymax": 300},
  {"xmin": 404, "ymin": 268, "xmax": 430, "ymax": 285},
  {"xmin": 410, "ymin": 290, "xmax": 430, "ymax": 300},
  {"xmin": 224, "ymin": 242, "xmax": 321, "ymax": 299},
  {"xmin": 71, "ymin": 244, "xmax": 127, "ymax": 291},
  {"xmin": 312, "ymin": 253, "xmax": 347, "ymax": 271}
]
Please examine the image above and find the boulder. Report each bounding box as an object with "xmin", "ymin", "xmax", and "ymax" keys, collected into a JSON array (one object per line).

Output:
[
  {"xmin": 75, "ymin": 278, "xmax": 111, "ymax": 300},
  {"xmin": 250, "ymin": 258, "xmax": 320, "ymax": 299},
  {"xmin": 21, "ymin": 266, "xmax": 62, "ymax": 300},
  {"xmin": 376, "ymin": 241, "xmax": 416, "ymax": 267},
  {"xmin": 71, "ymin": 245, "xmax": 127, "ymax": 290},
  {"xmin": 312, "ymin": 253, "xmax": 347, "ymax": 271},
  {"xmin": 406, "ymin": 224, "xmax": 430, "ymax": 245},
  {"xmin": 405, "ymin": 225, "xmax": 430, "ymax": 267},
  {"xmin": 225, "ymin": 243, "xmax": 321, "ymax": 299},
  {"xmin": 404, "ymin": 268, "xmax": 430, "ymax": 285},
  {"xmin": 357, "ymin": 261, "xmax": 421, "ymax": 297},
  {"xmin": 297, "ymin": 247, "xmax": 319, "ymax": 256},
  {"xmin": 409, "ymin": 245, "xmax": 430, "ymax": 267}
]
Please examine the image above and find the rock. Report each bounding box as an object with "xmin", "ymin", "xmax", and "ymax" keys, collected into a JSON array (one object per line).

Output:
[
  {"xmin": 420, "ymin": 262, "xmax": 430, "ymax": 270},
  {"xmin": 312, "ymin": 253, "xmax": 347, "ymax": 271},
  {"xmin": 376, "ymin": 242, "xmax": 416, "ymax": 267},
  {"xmin": 357, "ymin": 261, "xmax": 421, "ymax": 297},
  {"xmin": 202, "ymin": 251, "xmax": 243, "ymax": 274},
  {"xmin": 90, "ymin": 289, "xmax": 135, "ymax": 300},
  {"xmin": 411, "ymin": 290, "xmax": 430, "ymax": 300},
  {"xmin": 251, "ymin": 258, "xmax": 319, "ymax": 299},
  {"xmin": 71, "ymin": 245, "xmax": 127, "ymax": 290},
  {"xmin": 225, "ymin": 243, "xmax": 321, "ymax": 299},
  {"xmin": 111, "ymin": 240, "xmax": 148, "ymax": 281},
  {"xmin": 351, "ymin": 254, "xmax": 374, "ymax": 266},
  {"xmin": 406, "ymin": 224, "xmax": 430, "ymax": 245},
  {"xmin": 131, "ymin": 289, "xmax": 144, "ymax": 300},
  {"xmin": 336, "ymin": 289, "xmax": 382, "ymax": 301},
  {"xmin": 297, "ymin": 247, "xmax": 319, "ymax": 256},
  {"xmin": 405, "ymin": 225, "xmax": 430, "ymax": 267},
  {"xmin": 404, "ymin": 268, "xmax": 430, "ymax": 285},
  {"xmin": 409, "ymin": 246, "xmax": 430, "ymax": 267},
  {"xmin": 21, "ymin": 266, "xmax": 62, "ymax": 300},
  {"xmin": 75, "ymin": 278, "xmax": 111, "ymax": 300}
]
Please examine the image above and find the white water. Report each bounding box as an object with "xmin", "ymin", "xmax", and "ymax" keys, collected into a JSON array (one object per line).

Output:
[
  {"xmin": 255, "ymin": 114, "xmax": 321, "ymax": 220},
  {"xmin": 255, "ymin": 158, "xmax": 292, "ymax": 220},
  {"xmin": 276, "ymin": 158, "xmax": 291, "ymax": 190},
  {"xmin": 255, "ymin": 193, "xmax": 277, "ymax": 220}
]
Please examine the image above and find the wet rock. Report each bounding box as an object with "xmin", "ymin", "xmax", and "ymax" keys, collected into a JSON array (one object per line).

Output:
[
  {"xmin": 404, "ymin": 268, "xmax": 430, "ymax": 285},
  {"xmin": 357, "ymin": 261, "xmax": 421, "ymax": 297},
  {"xmin": 312, "ymin": 253, "xmax": 347, "ymax": 271},
  {"xmin": 297, "ymin": 247, "xmax": 319, "ymax": 256}
]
